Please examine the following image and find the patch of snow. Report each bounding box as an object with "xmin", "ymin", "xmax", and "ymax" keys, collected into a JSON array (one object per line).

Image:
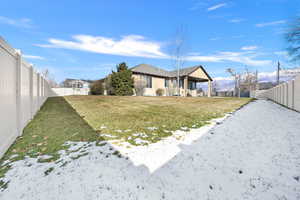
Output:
[
  {"xmin": 99, "ymin": 125, "xmax": 107, "ymax": 129},
  {"xmin": 180, "ymin": 126, "xmax": 189, "ymax": 131},
  {"xmin": 1, "ymin": 160, "xmax": 10, "ymax": 166},
  {"xmin": 64, "ymin": 141, "xmax": 86, "ymax": 152},
  {"xmin": 134, "ymin": 138, "xmax": 150, "ymax": 145},
  {"xmin": 1, "ymin": 100, "xmax": 300, "ymax": 199},
  {"xmin": 132, "ymin": 133, "xmax": 148, "ymax": 138},
  {"xmin": 38, "ymin": 155, "xmax": 53, "ymax": 160},
  {"xmin": 100, "ymin": 134, "xmax": 117, "ymax": 138},
  {"xmin": 9, "ymin": 154, "xmax": 18, "ymax": 159},
  {"xmin": 147, "ymin": 127, "xmax": 158, "ymax": 131}
]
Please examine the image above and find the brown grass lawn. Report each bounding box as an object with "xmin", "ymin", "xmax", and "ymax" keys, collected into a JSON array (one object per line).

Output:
[{"xmin": 65, "ymin": 96, "xmax": 252, "ymax": 144}]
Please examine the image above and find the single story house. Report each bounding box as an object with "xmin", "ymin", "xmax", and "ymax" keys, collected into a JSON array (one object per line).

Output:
[
  {"xmin": 131, "ymin": 64, "xmax": 213, "ymax": 97},
  {"xmin": 62, "ymin": 79, "xmax": 92, "ymax": 89}
]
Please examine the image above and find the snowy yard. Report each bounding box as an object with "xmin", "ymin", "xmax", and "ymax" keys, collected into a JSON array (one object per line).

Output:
[{"xmin": 1, "ymin": 100, "xmax": 300, "ymax": 199}]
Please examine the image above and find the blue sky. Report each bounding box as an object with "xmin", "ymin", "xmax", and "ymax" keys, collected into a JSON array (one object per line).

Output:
[{"xmin": 0, "ymin": 0, "xmax": 299, "ymax": 83}]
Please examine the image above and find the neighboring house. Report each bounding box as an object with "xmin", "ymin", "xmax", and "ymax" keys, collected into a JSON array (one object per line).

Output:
[
  {"xmin": 257, "ymin": 82, "xmax": 277, "ymax": 90},
  {"xmin": 215, "ymin": 90, "xmax": 234, "ymax": 97},
  {"xmin": 131, "ymin": 64, "xmax": 213, "ymax": 97},
  {"xmin": 62, "ymin": 79, "xmax": 92, "ymax": 88}
]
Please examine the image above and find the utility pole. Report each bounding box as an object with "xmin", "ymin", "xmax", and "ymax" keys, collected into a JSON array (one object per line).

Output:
[
  {"xmin": 237, "ymin": 74, "xmax": 241, "ymax": 98},
  {"xmin": 177, "ymin": 60, "xmax": 180, "ymax": 96},
  {"xmin": 276, "ymin": 61, "xmax": 280, "ymax": 85}
]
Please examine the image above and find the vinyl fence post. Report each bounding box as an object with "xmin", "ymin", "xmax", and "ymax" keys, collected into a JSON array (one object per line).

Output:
[
  {"xmin": 15, "ymin": 50, "xmax": 22, "ymax": 136},
  {"xmin": 29, "ymin": 64, "xmax": 34, "ymax": 119},
  {"xmin": 292, "ymin": 80, "xmax": 295, "ymax": 109},
  {"xmin": 41, "ymin": 77, "xmax": 44, "ymax": 103},
  {"xmin": 37, "ymin": 73, "xmax": 40, "ymax": 107}
]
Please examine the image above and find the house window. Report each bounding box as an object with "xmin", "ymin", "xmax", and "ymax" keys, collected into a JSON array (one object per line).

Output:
[
  {"xmin": 173, "ymin": 79, "xmax": 177, "ymax": 87},
  {"xmin": 172, "ymin": 79, "xmax": 183, "ymax": 88},
  {"xmin": 146, "ymin": 76, "xmax": 152, "ymax": 88},
  {"xmin": 165, "ymin": 79, "xmax": 169, "ymax": 88},
  {"xmin": 189, "ymin": 81, "xmax": 197, "ymax": 90},
  {"xmin": 141, "ymin": 75, "xmax": 152, "ymax": 88},
  {"xmin": 179, "ymin": 79, "xmax": 184, "ymax": 88}
]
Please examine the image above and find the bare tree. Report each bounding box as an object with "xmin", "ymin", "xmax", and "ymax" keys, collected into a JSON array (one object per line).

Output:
[
  {"xmin": 134, "ymin": 80, "xmax": 146, "ymax": 96},
  {"xmin": 170, "ymin": 25, "xmax": 188, "ymax": 96},
  {"xmin": 166, "ymin": 83, "xmax": 176, "ymax": 96},
  {"xmin": 241, "ymin": 67, "xmax": 257, "ymax": 93},
  {"xmin": 41, "ymin": 69, "xmax": 58, "ymax": 88},
  {"xmin": 212, "ymin": 80, "xmax": 219, "ymax": 94},
  {"xmin": 226, "ymin": 68, "xmax": 240, "ymax": 97},
  {"xmin": 286, "ymin": 17, "xmax": 300, "ymax": 62}
]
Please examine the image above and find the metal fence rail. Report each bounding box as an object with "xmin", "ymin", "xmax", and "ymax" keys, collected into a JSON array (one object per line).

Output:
[{"xmin": 0, "ymin": 37, "xmax": 52, "ymax": 158}]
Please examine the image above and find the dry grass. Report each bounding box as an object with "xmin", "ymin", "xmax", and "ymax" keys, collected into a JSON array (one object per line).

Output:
[{"xmin": 65, "ymin": 96, "xmax": 252, "ymax": 145}]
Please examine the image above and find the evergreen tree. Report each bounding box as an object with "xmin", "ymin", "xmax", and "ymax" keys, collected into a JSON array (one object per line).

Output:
[{"xmin": 111, "ymin": 62, "xmax": 134, "ymax": 96}]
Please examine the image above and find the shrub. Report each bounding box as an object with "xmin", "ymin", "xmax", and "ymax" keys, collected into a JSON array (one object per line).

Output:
[
  {"xmin": 111, "ymin": 62, "xmax": 134, "ymax": 96},
  {"xmin": 90, "ymin": 80, "xmax": 104, "ymax": 95},
  {"xmin": 156, "ymin": 88, "xmax": 164, "ymax": 96}
]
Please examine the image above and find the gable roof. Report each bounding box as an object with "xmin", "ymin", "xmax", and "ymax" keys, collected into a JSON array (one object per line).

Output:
[
  {"xmin": 131, "ymin": 64, "xmax": 170, "ymax": 77},
  {"xmin": 169, "ymin": 66, "xmax": 199, "ymax": 77},
  {"xmin": 131, "ymin": 64, "xmax": 212, "ymax": 81}
]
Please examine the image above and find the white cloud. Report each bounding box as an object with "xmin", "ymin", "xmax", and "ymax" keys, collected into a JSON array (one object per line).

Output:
[
  {"xmin": 185, "ymin": 51, "xmax": 271, "ymax": 66},
  {"xmin": 274, "ymin": 51, "xmax": 288, "ymax": 56},
  {"xmin": 36, "ymin": 34, "xmax": 167, "ymax": 59},
  {"xmin": 23, "ymin": 55, "xmax": 45, "ymax": 60},
  {"xmin": 241, "ymin": 46, "xmax": 258, "ymax": 51},
  {"xmin": 257, "ymin": 68, "xmax": 299, "ymax": 82},
  {"xmin": 255, "ymin": 20, "xmax": 286, "ymax": 27},
  {"xmin": 229, "ymin": 18, "xmax": 244, "ymax": 23},
  {"xmin": 0, "ymin": 16, "xmax": 33, "ymax": 28},
  {"xmin": 37, "ymin": 34, "xmax": 271, "ymax": 67},
  {"xmin": 207, "ymin": 3, "xmax": 227, "ymax": 11}
]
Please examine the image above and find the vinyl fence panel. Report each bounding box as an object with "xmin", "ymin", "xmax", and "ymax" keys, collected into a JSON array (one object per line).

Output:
[
  {"xmin": 0, "ymin": 37, "xmax": 52, "ymax": 158},
  {"xmin": 20, "ymin": 61, "xmax": 32, "ymax": 130},
  {"xmin": 294, "ymin": 76, "xmax": 300, "ymax": 112},
  {"xmin": 254, "ymin": 74, "xmax": 300, "ymax": 112},
  {"xmin": 0, "ymin": 38, "xmax": 18, "ymax": 157},
  {"xmin": 51, "ymin": 88, "xmax": 90, "ymax": 96}
]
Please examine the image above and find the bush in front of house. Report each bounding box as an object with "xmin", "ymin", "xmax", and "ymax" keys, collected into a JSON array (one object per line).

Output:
[
  {"xmin": 111, "ymin": 62, "xmax": 134, "ymax": 96},
  {"xmin": 90, "ymin": 80, "xmax": 104, "ymax": 95},
  {"xmin": 156, "ymin": 88, "xmax": 164, "ymax": 96}
]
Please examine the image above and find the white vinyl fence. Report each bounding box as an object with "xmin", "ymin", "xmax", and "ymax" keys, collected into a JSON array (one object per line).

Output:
[
  {"xmin": 0, "ymin": 37, "xmax": 52, "ymax": 158},
  {"xmin": 51, "ymin": 88, "xmax": 90, "ymax": 96},
  {"xmin": 255, "ymin": 75, "xmax": 300, "ymax": 112}
]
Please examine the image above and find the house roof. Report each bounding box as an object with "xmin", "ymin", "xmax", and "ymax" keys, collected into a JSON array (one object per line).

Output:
[
  {"xmin": 64, "ymin": 79, "xmax": 93, "ymax": 83},
  {"xmin": 131, "ymin": 64, "xmax": 212, "ymax": 81},
  {"xmin": 131, "ymin": 64, "xmax": 171, "ymax": 77}
]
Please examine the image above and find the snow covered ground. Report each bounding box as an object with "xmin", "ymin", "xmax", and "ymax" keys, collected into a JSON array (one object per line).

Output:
[{"xmin": 1, "ymin": 100, "xmax": 300, "ymax": 200}]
